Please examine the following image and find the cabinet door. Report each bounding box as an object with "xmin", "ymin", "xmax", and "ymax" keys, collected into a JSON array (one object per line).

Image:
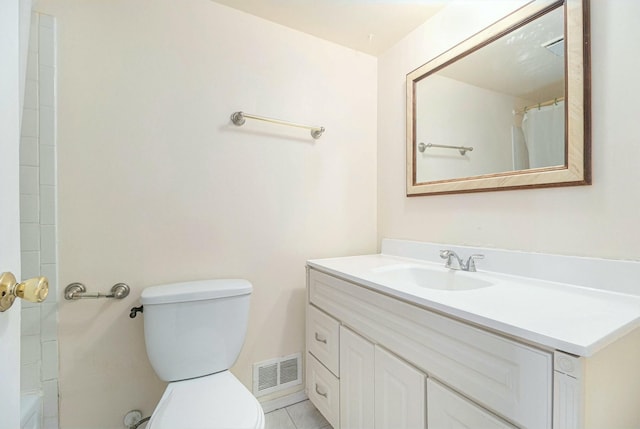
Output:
[
  {"xmin": 340, "ymin": 326, "xmax": 375, "ymax": 429},
  {"xmin": 374, "ymin": 346, "xmax": 426, "ymax": 429},
  {"xmin": 427, "ymin": 379, "xmax": 516, "ymax": 429}
]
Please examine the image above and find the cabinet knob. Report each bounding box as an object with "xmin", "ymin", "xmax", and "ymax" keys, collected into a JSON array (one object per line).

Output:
[{"xmin": 0, "ymin": 272, "xmax": 49, "ymax": 312}]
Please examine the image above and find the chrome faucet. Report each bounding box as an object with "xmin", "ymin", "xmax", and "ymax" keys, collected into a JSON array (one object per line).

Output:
[{"xmin": 440, "ymin": 250, "xmax": 484, "ymax": 272}]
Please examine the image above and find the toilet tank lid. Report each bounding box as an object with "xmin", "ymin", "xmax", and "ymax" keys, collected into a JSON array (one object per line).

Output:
[{"xmin": 140, "ymin": 279, "xmax": 252, "ymax": 305}]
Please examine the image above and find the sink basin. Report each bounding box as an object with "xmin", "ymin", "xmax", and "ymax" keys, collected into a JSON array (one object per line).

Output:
[{"xmin": 371, "ymin": 264, "xmax": 494, "ymax": 291}]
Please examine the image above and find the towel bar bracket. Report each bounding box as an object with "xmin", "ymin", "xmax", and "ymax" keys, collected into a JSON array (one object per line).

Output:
[{"xmin": 230, "ymin": 111, "xmax": 246, "ymax": 126}]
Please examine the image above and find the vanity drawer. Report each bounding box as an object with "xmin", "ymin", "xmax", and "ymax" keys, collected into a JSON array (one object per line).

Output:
[
  {"xmin": 307, "ymin": 304, "xmax": 340, "ymax": 376},
  {"xmin": 307, "ymin": 352, "xmax": 340, "ymax": 429},
  {"xmin": 309, "ymin": 268, "xmax": 552, "ymax": 429}
]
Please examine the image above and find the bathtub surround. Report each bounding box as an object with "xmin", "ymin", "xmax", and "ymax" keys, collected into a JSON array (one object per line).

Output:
[
  {"xmin": 21, "ymin": 393, "xmax": 42, "ymax": 429},
  {"xmin": 32, "ymin": 0, "xmax": 376, "ymax": 427},
  {"xmin": 19, "ymin": 11, "xmax": 59, "ymax": 429}
]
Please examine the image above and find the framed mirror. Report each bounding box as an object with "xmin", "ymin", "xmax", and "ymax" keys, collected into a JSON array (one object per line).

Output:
[{"xmin": 406, "ymin": 0, "xmax": 590, "ymax": 196}]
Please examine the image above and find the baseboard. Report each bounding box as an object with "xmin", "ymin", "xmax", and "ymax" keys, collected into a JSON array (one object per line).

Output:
[{"xmin": 259, "ymin": 390, "xmax": 308, "ymax": 413}]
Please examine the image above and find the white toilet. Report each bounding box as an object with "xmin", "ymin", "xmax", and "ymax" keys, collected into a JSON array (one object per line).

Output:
[{"xmin": 140, "ymin": 279, "xmax": 265, "ymax": 429}]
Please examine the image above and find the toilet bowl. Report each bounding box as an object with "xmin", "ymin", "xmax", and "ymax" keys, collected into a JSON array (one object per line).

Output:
[
  {"xmin": 140, "ymin": 279, "xmax": 265, "ymax": 429},
  {"xmin": 147, "ymin": 371, "xmax": 264, "ymax": 429}
]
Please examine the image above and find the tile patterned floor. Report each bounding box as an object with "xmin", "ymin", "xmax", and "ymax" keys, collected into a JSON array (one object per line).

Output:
[{"xmin": 265, "ymin": 400, "xmax": 332, "ymax": 429}]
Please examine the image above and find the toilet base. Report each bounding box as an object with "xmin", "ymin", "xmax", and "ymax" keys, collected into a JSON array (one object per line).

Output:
[{"xmin": 148, "ymin": 370, "xmax": 265, "ymax": 429}]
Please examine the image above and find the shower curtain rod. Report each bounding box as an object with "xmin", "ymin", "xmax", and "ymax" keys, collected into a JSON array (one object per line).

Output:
[
  {"xmin": 230, "ymin": 111, "xmax": 325, "ymax": 139},
  {"xmin": 515, "ymin": 96, "xmax": 565, "ymax": 115}
]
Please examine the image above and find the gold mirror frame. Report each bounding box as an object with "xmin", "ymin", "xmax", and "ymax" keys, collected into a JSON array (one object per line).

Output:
[{"xmin": 406, "ymin": 0, "xmax": 590, "ymax": 196}]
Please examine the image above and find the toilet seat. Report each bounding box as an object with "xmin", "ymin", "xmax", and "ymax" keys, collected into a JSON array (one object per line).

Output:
[{"xmin": 147, "ymin": 370, "xmax": 265, "ymax": 429}]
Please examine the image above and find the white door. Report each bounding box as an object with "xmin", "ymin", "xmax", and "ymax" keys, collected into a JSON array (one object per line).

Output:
[{"xmin": 1, "ymin": 0, "xmax": 24, "ymax": 427}]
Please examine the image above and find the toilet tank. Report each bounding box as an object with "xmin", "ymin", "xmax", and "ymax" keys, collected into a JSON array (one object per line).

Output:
[{"xmin": 140, "ymin": 279, "xmax": 252, "ymax": 382}]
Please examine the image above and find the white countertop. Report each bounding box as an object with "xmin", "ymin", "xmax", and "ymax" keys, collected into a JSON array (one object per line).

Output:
[{"xmin": 307, "ymin": 254, "xmax": 640, "ymax": 357}]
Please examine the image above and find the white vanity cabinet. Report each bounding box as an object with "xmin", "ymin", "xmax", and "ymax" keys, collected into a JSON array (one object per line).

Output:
[
  {"xmin": 306, "ymin": 268, "xmax": 552, "ymax": 429},
  {"xmin": 306, "ymin": 241, "xmax": 640, "ymax": 428}
]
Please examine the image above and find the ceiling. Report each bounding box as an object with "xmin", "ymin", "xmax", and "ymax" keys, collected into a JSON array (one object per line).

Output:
[
  {"xmin": 210, "ymin": 0, "xmax": 448, "ymax": 56},
  {"xmin": 438, "ymin": 5, "xmax": 564, "ymax": 102}
]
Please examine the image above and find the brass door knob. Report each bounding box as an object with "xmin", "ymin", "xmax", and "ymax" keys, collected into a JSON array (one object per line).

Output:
[
  {"xmin": 0, "ymin": 272, "xmax": 17, "ymax": 312},
  {"xmin": 0, "ymin": 272, "xmax": 49, "ymax": 312},
  {"xmin": 15, "ymin": 276, "xmax": 49, "ymax": 302}
]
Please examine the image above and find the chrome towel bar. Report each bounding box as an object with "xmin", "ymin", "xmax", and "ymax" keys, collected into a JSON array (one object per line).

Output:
[
  {"xmin": 418, "ymin": 142, "xmax": 473, "ymax": 156},
  {"xmin": 231, "ymin": 111, "xmax": 325, "ymax": 139}
]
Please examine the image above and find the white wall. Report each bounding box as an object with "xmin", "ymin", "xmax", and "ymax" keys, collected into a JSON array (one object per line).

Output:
[
  {"xmin": 378, "ymin": 0, "xmax": 640, "ymax": 261},
  {"xmin": 33, "ymin": 0, "xmax": 378, "ymax": 427},
  {"xmin": 415, "ymin": 74, "xmax": 526, "ymax": 182}
]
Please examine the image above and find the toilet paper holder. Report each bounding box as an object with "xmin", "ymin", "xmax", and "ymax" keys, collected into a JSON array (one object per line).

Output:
[{"xmin": 64, "ymin": 282, "xmax": 130, "ymax": 300}]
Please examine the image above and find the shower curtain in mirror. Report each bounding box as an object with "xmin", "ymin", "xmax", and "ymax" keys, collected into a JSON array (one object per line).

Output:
[{"xmin": 513, "ymin": 101, "xmax": 565, "ymax": 170}]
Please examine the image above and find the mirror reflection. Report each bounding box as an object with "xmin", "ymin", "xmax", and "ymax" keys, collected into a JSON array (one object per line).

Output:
[{"xmin": 414, "ymin": 5, "xmax": 565, "ymax": 183}]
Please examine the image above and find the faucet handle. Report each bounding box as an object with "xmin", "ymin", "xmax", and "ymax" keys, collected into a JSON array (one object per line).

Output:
[
  {"xmin": 440, "ymin": 250, "xmax": 460, "ymax": 269},
  {"xmin": 439, "ymin": 249, "xmax": 452, "ymax": 259},
  {"xmin": 466, "ymin": 254, "xmax": 485, "ymax": 272}
]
